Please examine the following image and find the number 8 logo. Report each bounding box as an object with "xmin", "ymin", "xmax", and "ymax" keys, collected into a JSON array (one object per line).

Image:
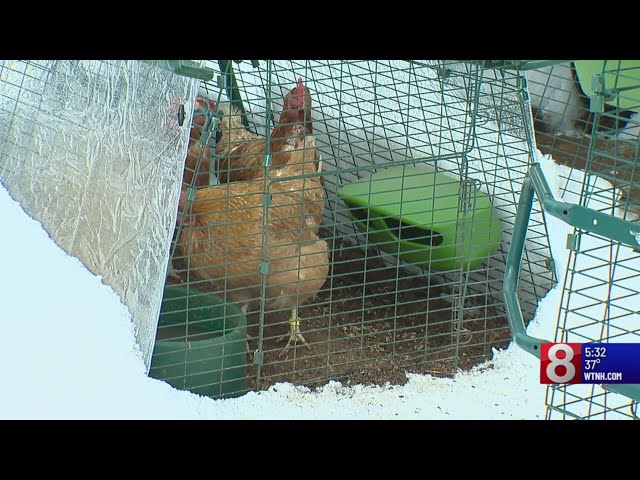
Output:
[{"xmin": 546, "ymin": 344, "xmax": 576, "ymax": 383}]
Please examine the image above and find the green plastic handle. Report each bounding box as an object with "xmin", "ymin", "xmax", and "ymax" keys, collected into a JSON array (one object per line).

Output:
[{"xmin": 504, "ymin": 163, "xmax": 640, "ymax": 401}]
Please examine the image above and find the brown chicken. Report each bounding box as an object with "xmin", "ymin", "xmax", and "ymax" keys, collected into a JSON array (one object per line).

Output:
[
  {"xmin": 176, "ymin": 137, "xmax": 327, "ymax": 352},
  {"xmin": 182, "ymin": 97, "xmax": 215, "ymax": 188},
  {"xmin": 216, "ymin": 78, "xmax": 320, "ymax": 183}
]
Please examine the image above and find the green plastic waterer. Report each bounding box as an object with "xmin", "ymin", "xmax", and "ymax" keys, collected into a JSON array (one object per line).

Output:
[
  {"xmin": 149, "ymin": 286, "xmax": 248, "ymax": 399},
  {"xmin": 337, "ymin": 165, "xmax": 503, "ymax": 271}
]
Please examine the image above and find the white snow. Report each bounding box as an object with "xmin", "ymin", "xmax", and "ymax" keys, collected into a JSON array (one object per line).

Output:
[
  {"xmin": 618, "ymin": 112, "xmax": 640, "ymax": 140},
  {"xmin": 0, "ymin": 150, "xmax": 636, "ymax": 420}
]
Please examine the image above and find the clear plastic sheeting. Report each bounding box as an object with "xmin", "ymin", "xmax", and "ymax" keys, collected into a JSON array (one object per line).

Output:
[{"xmin": 0, "ymin": 60, "xmax": 199, "ymax": 370}]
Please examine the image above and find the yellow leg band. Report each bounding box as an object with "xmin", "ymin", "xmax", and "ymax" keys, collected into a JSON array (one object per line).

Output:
[{"xmin": 288, "ymin": 317, "xmax": 300, "ymax": 327}]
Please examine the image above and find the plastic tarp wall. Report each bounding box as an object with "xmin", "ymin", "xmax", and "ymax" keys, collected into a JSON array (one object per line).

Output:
[{"xmin": 0, "ymin": 60, "xmax": 199, "ymax": 370}]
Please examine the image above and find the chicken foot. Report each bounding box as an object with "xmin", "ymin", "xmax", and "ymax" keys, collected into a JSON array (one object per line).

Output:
[{"xmin": 279, "ymin": 308, "xmax": 311, "ymax": 357}]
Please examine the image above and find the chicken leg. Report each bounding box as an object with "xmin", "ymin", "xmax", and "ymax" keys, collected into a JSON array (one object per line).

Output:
[{"xmin": 279, "ymin": 308, "xmax": 311, "ymax": 356}]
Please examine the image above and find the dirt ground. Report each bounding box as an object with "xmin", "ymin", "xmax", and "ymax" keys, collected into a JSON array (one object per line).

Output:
[
  {"xmin": 167, "ymin": 230, "xmax": 511, "ymax": 392},
  {"xmin": 243, "ymin": 237, "xmax": 510, "ymax": 391}
]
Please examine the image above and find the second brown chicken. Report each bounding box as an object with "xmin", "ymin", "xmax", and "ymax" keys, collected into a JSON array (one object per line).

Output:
[{"xmin": 216, "ymin": 78, "xmax": 320, "ymax": 183}]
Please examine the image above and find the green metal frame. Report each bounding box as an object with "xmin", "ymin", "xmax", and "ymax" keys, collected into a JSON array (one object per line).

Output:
[
  {"xmin": 504, "ymin": 163, "xmax": 640, "ymax": 402},
  {"xmin": 462, "ymin": 60, "xmax": 572, "ymax": 71},
  {"xmin": 217, "ymin": 60, "xmax": 250, "ymax": 128},
  {"xmin": 142, "ymin": 60, "xmax": 215, "ymax": 81}
]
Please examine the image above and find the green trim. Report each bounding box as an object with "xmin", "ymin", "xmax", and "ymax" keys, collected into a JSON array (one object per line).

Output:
[
  {"xmin": 143, "ymin": 60, "xmax": 215, "ymax": 81},
  {"xmin": 218, "ymin": 60, "xmax": 249, "ymax": 128}
]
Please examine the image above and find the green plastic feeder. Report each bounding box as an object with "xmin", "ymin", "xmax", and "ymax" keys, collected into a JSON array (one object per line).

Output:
[
  {"xmin": 337, "ymin": 165, "xmax": 503, "ymax": 271},
  {"xmin": 574, "ymin": 60, "xmax": 640, "ymax": 113},
  {"xmin": 149, "ymin": 286, "xmax": 247, "ymax": 399}
]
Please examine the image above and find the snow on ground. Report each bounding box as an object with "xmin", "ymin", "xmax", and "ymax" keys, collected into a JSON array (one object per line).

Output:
[
  {"xmin": 1, "ymin": 151, "xmax": 634, "ymax": 420},
  {"xmin": 618, "ymin": 113, "xmax": 640, "ymax": 140}
]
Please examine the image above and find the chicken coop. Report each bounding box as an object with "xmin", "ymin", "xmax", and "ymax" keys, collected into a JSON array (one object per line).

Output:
[
  {"xmin": 523, "ymin": 61, "xmax": 640, "ymax": 420},
  {"xmin": 154, "ymin": 60, "xmax": 558, "ymax": 397},
  {"xmin": 6, "ymin": 60, "xmax": 593, "ymax": 403}
]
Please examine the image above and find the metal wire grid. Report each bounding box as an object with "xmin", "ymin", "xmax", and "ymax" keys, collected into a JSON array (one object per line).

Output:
[
  {"xmin": 1, "ymin": 61, "xmax": 56, "ymax": 172},
  {"xmin": 468, "ymin": 67, "xmax": 555, "ymax": 328},
  {"xmin": 546, "ymin": 384, "xmax": 639, "ymax": 420},
  {"xmin": 526, "ymin": 61, "xmax": 640, "ymax": 420},
  {"xmin": 0, "ymin": 60, "xmax": 555, "ymax": 399},
  {"xmin": 156, "ymin": 59, "xmax": 557, "ymax": 397}
]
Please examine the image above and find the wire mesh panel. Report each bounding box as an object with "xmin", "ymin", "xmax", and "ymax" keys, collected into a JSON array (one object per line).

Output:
[
  {"xmin": 526, "ymin": 61, "xmax": 640, "ymax": 420},
  {"xmin": 158, "ymin": 60, "xmax": 555, "ymax": 396}
]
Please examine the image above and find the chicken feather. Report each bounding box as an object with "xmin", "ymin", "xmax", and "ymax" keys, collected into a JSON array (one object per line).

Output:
[
  {"xmin": 216, "ymin": 78, "xmax": 320, "ymax": 183},
  {"xmin": 176, "ymin": 159, "xmax": 327, "ymax": 353}
]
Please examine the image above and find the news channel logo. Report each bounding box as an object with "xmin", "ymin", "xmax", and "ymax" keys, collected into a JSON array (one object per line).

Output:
[{"xmin": 540, "ymin": 343, "xmax": 640, "ymax": 384}]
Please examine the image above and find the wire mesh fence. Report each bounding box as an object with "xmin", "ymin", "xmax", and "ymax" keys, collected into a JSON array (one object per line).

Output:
[
  {"xmin": 525, "ymin": 60, "xmax": 640, "ymax": 420},
  {"xmin": 3, "ymin": 60, "xmax": 637, "ymax": 413},
  {"xmin": 154, "ymin": 60, "xmax": 555, "ymax": 397}
]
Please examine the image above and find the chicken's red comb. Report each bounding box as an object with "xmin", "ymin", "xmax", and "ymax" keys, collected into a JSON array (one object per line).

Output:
[{"xmin": 296, "ymin": 77, "xmax": 304, "ymax": 93}]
